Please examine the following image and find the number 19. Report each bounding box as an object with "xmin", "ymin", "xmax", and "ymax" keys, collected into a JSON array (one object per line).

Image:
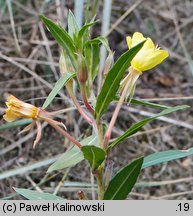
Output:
[{"xmin": 178, "ymin": 203, "xmax": 189, "ymax": 211}]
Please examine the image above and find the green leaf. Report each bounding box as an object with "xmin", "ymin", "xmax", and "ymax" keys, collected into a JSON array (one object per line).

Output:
[
  {"xmin": 115, "ymin": 96, "xmax": 171, "ymax": 109},
  {"xmin": 13, "ymin": 188, "xmax": 63, "ymax": 200},
  {"xmin": 142, "ymin": 148, "xmax": 193, "ymax": 169},
  {"xmin": 40, "ymin": 15, "xmax": 76, "ymax": 69},
  {"xmin": 40, "ymin": 15, "xmax": 75, "ymax": 52},
  {"xmin": 85, "ymin": 36, "xmax": 111, "ymax": 52},
  {"xmin": 104, "ymin": 157, "xmax": 144, "ymax": 200},
  {"xmin": 81, "ymin": 145, "xmax": 106, "ymax": 170},
  {"xmin": 67, "ymin": 10, "xmax": 80, "ymax": 38},
  {"xmin": 108, "ymin": 105, "xmax": 189, "ymax": 150},
  {"xmin": 47, "ymin": 135, "xmax": 98, "ymax": 172},
  {"xmin": 130, "ymin": 99, "xmax": 171, "ymax": 109},
  {"xmin": 78, "ymin": 21, "xmax": 97, "ymax": 38},
  {"xmin": 0, "ymin": 119, "xmax": 32, "ymax": 131},
  {"xmin": 84, "ymin": 36, "xmax": 111, "ymax": 86},
  {"xmin": 95, "ymin": 40, "xmax": 146, "ymax": 118},
  {"xmin": 42, "ymin": 72, "xmax": 76, "ymax": 109},
  {"xmin": 84, "ymin": 42, "xmax": 100, "ymax": 82}
]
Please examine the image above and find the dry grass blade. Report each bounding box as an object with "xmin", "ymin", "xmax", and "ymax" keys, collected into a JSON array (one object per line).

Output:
[
  {"xmin": 0, "ymin": 155, "xmax": 60, "ymax": 181},
  {"xmin": 6, "ymin": 0, "xmax": 21, "ymax": 53},
  {"xmin": 107, "ymin": 0, "xmax": 143, "ymax": 36}
]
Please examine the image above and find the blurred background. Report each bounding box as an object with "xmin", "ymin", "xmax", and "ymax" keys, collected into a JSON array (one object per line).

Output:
[{"xmin": 0, "ymin": 0, "xmax": 193, "ymax": 199}]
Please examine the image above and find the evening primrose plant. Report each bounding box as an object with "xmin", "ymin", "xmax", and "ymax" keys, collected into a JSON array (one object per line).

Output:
[{"xmin": 3, "ymin": 11, "xmax": 193, "ymax": 200}]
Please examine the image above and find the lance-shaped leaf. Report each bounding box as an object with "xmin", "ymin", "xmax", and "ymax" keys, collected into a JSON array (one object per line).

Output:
[
  {"xmin": 84, "ymin": 37, "xmax": 112, "ymax": 89},
  {"xmin": 129, "ymin": 98, "xmax": 170, "ymax": 109},
  {"xmin": 47, "ymin": 136, "xmax": 98, "ymax": 172},
  {"xmin": 40, "ymin": 15, "xmax": 75, "ymax": 53},
  {"xmin": 78, "ymin": 21, "xmax": 98, "ymax": 38},
  {"xmin": 40, "ymin": 15, "xmax": 76, "ymax": 69},
  {"xmin": 142, "ymin": 148, "xmax": 193, "ymax": 169},
  {"xmin": 0, "ymin": 119, "xmax": 32, "ymax": 131},
  {"xmin": 81, "ymin": 145, "xmax": 106, "ymax": 170},
  {"xmin": 95, "ymin": 40, "xmax": 145, "ymax": 118},
  {"xmin": 104, "ymin": 157, "xmax": 144, "ymax": 200},
  {"xmin": 108, "ymin": 105, "xmax": 189, "ymax": 150},
  {"xmin": 42, "ymin": 72, "xmax": 76, "ymax": 109},
  {"xmin": 14, "ymin": 188, "xmax": 63, "ymax": 200},
  {"xmin": 84, "ymin": 42, "xmax": 100, "ymax": 81},
  {"xmin": 114, "ymin": 96, "xmax": 171, "ymax": 109},
  {"xmin": 67, "ymin": 10, "xmax": 80, "ymax": 38},
  {"xmin": 85, "ymin": 36, "xmax": 111, "ymax": 52}
]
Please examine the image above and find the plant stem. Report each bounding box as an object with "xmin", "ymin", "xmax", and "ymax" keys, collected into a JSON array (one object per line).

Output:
[
  {"xmin": 96, "ymin": 118, "xmax": 104, "ymax": 149},
  {"xmin": 80, "ymin": 84, "xmax": 94, "ymax": 114},
  {"xmin": 67, "ymin": 86, "xmax": 94, "ymax": 124},
  {"xmin": 44, "ymin": 117, "xmax": 82, "ymax": 148},
  {"xmin": 95, "ymin": 166, "xmax": 104, "ymax": 200}
]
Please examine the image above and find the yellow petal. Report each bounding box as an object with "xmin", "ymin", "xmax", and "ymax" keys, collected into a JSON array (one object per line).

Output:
[
  {"xmin": 131, "ymin": 32, "xmax": 146, "ymax": 47},
  {"xmin": 126, "ymin": 32, "xmax": 169, "ymax": 72},
  {"xmin": 126, "ymin": 36, "xmax": 132, "ymax": 49},
  {"xmin": 142, "ymin": 37, "xmax": 155, "ymax": 50},
  {"xmin": 3, "ymin": 108, "xmax": 19, "ymax": 122},
  {"xmin": 131, "ymin": 49, "xmax": 169, "ymax": 71}
]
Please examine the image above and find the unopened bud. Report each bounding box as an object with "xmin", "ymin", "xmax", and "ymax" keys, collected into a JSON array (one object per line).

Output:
[
  {"xmin": 77, "ymin": 54, "xmax": 88, "ymax": 84},
  {"xmin": 59, "ymin": 52, "xmax": 67, "ymax": 75},
  {"xmin": 59, "ymin": 52, "xmax": 73, "ymax": 89}
]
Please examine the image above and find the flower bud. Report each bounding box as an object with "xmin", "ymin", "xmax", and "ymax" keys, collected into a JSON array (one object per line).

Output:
[
  {"xmin": 59, "ymin": 52, "xmax": 73, "ymax": 89},
  {"xmin": 77, "ymin": 54, "xmax": 88, "ymax": 84},
  {"xmin": 59, "ymin": 52, "xmax": 68, "ymax": 75}
]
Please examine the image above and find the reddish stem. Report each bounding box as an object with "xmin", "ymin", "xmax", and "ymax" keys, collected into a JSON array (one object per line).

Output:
[
  {"xmin": 80, "ymin": 84, "xmax": 94, "ymax": 114},
  {"xmin": 68, "ymin": 87, "xmax": 94, "ymax": 124},
  {"xmin": 44, "ymin": 117, "xmax": 82, "ymax": 148}
]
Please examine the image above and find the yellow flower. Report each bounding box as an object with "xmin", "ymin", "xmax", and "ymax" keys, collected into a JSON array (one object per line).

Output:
[
  {"xmin": 127, "ymin": 32, "xmax": 169, "ymax": 72},
  {"xmin": 120, "ymin": 32, "xmax": 169, "ymax": 102},
  {"xmin": 3, "ymin": 95, "xmax": 39, "ymax": 122}
]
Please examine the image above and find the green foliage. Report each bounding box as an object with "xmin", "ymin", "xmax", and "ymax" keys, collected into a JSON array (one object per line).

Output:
[
  {"xmin": 40, "ymin": 15, "xmax": 75, "ymax": 53},
  {"xmin": 95, "ymin": 40, "xmax": 146, "ymax": 119},
  {"xmin": 47, "ymin": 136, "xmax": 98, "ymax": 172},
  {"xmin": 0, "ymin": 119, "xmax": 32, "ymax": 131},
  {"xmin": 81, "ymin": 145, "xmax": 106, "ymax": 170},
  {"xmin": 142, "ymin": 148, "xmax": 193, "ymax": 169},
  {"xmin": 104, "ymin": 157, "xmax": 144, "ymax": 200},
  {"xmin": 42, "ymin": 72, "xmax": 76, "ymax": 109},
  {"xmin": 14, "ymin": 188, "xmax": 63, "ymax": 200},
  {"xmin": 84, "ymin": 36, "xmax": 112, "ymax": 84},
  {"xmin": 115, "ymin": 97, "xmax": 171, "ymax": 109},
  {"xmin": 67, "ymin": 10, "xmax": 80, "ymax": 38},
  {"xmin": 40, "ymin": 15, "xmax": 77, "ymax": 70},
  {"xmin": 84, "ymin": 42, "xmax": 100, "ymax": 83},
  {"xmin": 108, "ymin": 105, "xmax": 189, "ymax": 150},
  {"xmin": 78, "ymin": 20, "xmax": 97, "ymax": 39}
]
